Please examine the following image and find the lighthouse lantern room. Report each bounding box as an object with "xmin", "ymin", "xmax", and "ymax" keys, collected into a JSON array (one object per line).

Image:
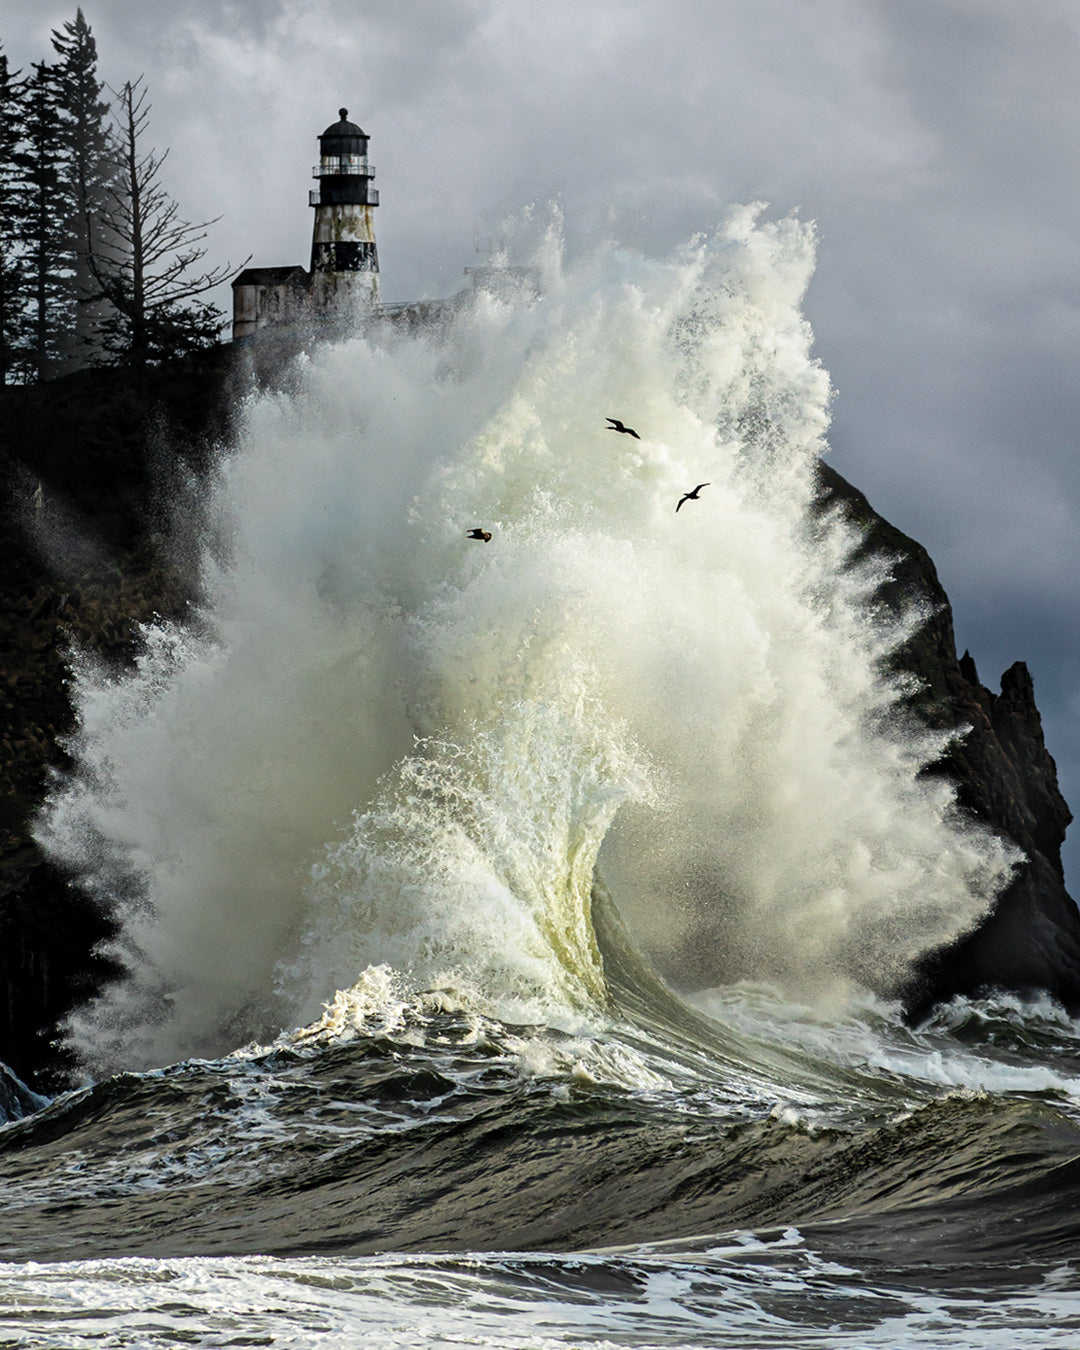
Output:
[{"xmin": 309, "ymin": 108, "xmax": 380, "ymax": 311}]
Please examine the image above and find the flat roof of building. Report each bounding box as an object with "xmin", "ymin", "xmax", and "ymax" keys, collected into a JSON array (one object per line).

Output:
[{"xmin": 232, "ymin": 265, "xmax": 309, "ymax": 287}]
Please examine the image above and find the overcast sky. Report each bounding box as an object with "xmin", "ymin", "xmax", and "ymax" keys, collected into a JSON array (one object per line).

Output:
[{"xmin": 6, "ymin": 0, "xmax": 1080, "ymax": 884}]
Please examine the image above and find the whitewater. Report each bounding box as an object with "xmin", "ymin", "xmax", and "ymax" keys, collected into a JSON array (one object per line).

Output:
[{"xmin": 4, "ymin": 207, "xmax": 1079, "ymax": 1348}]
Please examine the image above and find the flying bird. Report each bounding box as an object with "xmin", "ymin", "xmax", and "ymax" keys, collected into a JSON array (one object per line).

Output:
[
  {"xmin": 466, "ymin": 528, "xmax": 492, "ymax": 542},
  {"xmin": 606, "ymin": 417, "xmax": 640, "ymax": 439},
  {"xmin": 676, "ymin": 483, "xmax": 710, "ymax": 512}
]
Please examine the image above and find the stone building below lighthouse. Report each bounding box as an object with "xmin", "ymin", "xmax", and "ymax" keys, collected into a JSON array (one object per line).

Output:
[{"xmin": 231, "ymin": 108, "xmax": 380, "ymax": 340}]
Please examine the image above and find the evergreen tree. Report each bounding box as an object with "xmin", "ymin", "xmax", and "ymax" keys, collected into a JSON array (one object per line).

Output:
[
  {"xmin": 88, "ymin": 76, "xmax": 239, "ymax": 368},
  {"xmin": 15, "ymin": 61, "xmax": 76, "ymax": 381},
  {"xmin": 51, "ymin": 8, "xmax": 114, "ymax": 366},
  {"xmin": 0, "ymin": 46, "xmax": 30, "ymax": 384}
]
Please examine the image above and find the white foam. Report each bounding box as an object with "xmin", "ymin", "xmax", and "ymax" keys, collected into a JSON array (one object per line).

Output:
[
  {"xmin": 691, "ymin": 983, "xmax": 1080, "ymax": 1113},
  {"xmin": 3, "ymin": 1247, "xmax": 1079, "ymax": 1349},
  {"xmin": 39, "ymin": 208, "xmax": 1015, "ymax": 1072}
]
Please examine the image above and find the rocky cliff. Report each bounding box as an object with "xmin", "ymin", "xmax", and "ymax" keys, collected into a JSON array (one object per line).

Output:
[
  {"xmin": 0, "ymin": 353, "xmax": 236, "ymax": 1087},
  {"xmin": 814, "ymin": 461, "xmax": 1080, "ymax": 1018}
]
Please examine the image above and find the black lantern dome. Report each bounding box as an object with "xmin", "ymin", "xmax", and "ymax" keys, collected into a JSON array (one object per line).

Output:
[
  {"xmin": 322, "ymin": 108, "xmax": 365, "ymax": 138},
  {"xmin": 311, "ymin": 107, "xmax": 377, "ymax": 209}
]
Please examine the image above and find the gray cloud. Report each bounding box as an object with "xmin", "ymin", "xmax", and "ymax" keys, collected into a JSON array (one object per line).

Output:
[{"xmin": 6, "ymin": 0, "xmax": 1080, "ymax": 880}]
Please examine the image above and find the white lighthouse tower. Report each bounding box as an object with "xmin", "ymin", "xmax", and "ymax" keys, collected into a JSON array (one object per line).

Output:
[{"xmin": 309, "ymin": 108, "xmax": 380, "ymax": 315}]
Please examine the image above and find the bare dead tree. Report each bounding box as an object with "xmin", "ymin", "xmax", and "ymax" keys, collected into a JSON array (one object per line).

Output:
[{"xmin": 89, "ymin": 75, "xmax": 245, "ymax": 366}]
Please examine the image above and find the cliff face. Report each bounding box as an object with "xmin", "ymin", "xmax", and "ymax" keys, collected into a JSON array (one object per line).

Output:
[
  {"xmin": 1, "ymin": 360, "xmax": 1077, "ymax": 1086},
  {"xmin": 815, "ymin": 461, "xmax": 1080, "ymax": 1018},
  {"xmin": 0, "ymin": 354, "xmax": 237, "ymax": 1087}
]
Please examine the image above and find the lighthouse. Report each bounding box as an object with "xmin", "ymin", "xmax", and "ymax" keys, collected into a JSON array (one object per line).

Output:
[
  {"xmin": 309, "ymin": 108, "xmax": 380, "ymax": 314},
  {"xmin": 231, "ymin": 106, "xmax": 536, "ymax": 343}
]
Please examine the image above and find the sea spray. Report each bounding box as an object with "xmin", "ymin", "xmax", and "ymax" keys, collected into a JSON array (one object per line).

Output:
[
  {"xmin": 280, "ymin": 680, "xmax": 654, "ymax": 1029},
  {"xmin": 38, "ymin": 206, "xmax": 1017, "ymax": 1073}
]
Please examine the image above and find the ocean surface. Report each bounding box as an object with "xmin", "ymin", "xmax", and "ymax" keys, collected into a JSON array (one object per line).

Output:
[{"xmin": 4, "ymin": 210, "xmax": 1078, "ymax": 1348}]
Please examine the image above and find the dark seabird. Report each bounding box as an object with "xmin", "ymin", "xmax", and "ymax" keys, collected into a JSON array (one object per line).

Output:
[
  {"xmin": 466, "ymin": 528, "xmax": 492, "ymax": 542},
  {"xmin": 675, "ymin": 483, "xmax": 710, "ymax": 512},
  {"xmin": 606, "ymin": 417, "xmax": 641, "ymax": 439}
]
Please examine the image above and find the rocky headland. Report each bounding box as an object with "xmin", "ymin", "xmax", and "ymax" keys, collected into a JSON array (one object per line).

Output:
[{"xmin": 815, "ymin": 463, "xmax": 1080, "ymax": 1017}]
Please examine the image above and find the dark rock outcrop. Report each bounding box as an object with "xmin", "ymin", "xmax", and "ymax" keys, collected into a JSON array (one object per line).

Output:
[
  {"xmin": 815, "ymin": 461, "xmax": 1080, "ymax": 1017},
  {"xmin": 0, "ymin": 1058, "xmax": 47, "ymax": 1123},
  {"xmin": 0, "ymin": 351, "xmax": 239, "ymax": 1088}
]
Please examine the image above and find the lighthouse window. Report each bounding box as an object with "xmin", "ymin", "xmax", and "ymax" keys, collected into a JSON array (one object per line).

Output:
[{"xmin": 316, "ymin": 155, "xmax": 371, "ymax": 177}]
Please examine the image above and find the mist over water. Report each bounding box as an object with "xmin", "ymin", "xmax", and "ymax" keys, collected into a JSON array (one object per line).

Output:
[{"xmin": 38, "ymin": 206, "xmax": 1016, "ymax": 1074}]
